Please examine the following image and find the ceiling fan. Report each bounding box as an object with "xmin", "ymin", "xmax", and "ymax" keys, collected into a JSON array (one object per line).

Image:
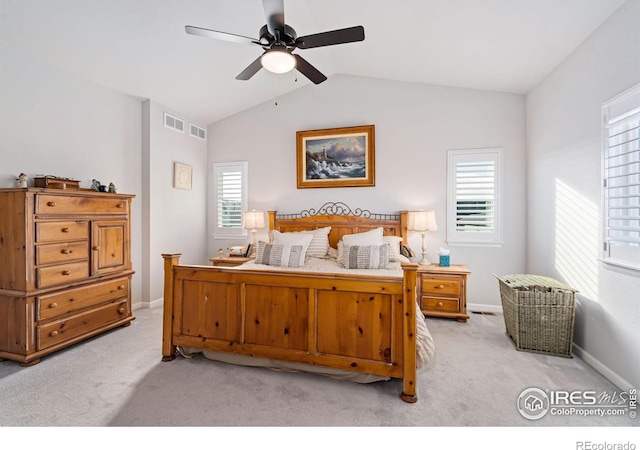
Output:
[{"xmin": 185, "ymin": 0, "xmax": 365, "ymax": 84}]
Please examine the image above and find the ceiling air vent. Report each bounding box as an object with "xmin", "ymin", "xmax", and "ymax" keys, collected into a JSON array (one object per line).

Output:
[
  {"xmin": 164, "ymin": 112, "xmax": 184, "ymax": 133},
  {"xmin": 190, "ymin": 123, "xmax": 206, "ymax": 141}
]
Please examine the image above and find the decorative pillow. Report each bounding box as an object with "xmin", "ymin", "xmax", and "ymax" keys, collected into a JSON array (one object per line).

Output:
[
  {"xmin": 298, "ymin": 227, "xmax": 331, "ymax": 257},
  {"xmin": 342, "ymin": 243, "xmax": 390, "ymax": 269},
  {"xmin": 255, "ymin": 241, "xmax": 307, "ymax": 268},
  {"xmin": 327, "ymin": 246, "xmax": 339, "ymax": 260},
  {"xmin": 337, "ymin": 227, "xmax": 384, "ymax": 263},
  {"xmin": 383, "ymin": 235, "xmax": 403, "ymax": 261}
]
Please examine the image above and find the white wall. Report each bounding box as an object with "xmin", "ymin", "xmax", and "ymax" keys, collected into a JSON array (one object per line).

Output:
[
  {"xmin": 0, "ymin": 42, "xmax": 143, "ymax": 308},
  {"xmin": 141, "ymin": 100, "xmax": 208, "ymax": 307},
  {"xmin": 0, "ymin": 43, "xmax": 208, "ymax": 310},
  {"xmin": 526, "ymin": 0, "xmax": 640, "ymax": 390},
  {"xmin": 207, "ymin": 75, "xmax": 527, "ymax": 309}
]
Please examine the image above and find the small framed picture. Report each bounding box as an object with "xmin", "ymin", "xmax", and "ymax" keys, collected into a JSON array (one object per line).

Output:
[{"xmin": 174, "ymin": 162, "xmax": 192, "ymax": 190}]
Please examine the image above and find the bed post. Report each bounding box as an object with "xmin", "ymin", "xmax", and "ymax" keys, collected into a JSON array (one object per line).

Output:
[
  {"xmin": 401, "ymin": 262, "xmax": 419, "ymax": 403},
  {"xmin": 161, "ymin": 253, "xmax": 181, "ymax": 362}
]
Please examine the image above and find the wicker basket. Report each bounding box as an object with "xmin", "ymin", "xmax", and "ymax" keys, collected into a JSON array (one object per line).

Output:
[{"xmin": 495, "ymin": 274, "xmax": 577, "ymax": 358}]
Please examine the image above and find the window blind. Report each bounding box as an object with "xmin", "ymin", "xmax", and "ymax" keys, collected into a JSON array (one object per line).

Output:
[
  {"xmin": 455, "ymin": 160, "xmax": 496, "ymax": 232},
  {"xmin": 447, "ymin": 148, "xmax": 503, "ymax": 246},
  {"xmin": 603, "ymin": 108, "xmax": 640, "ymax": 266},
  {"xmin": 212, "ymin": 161, "xmax": 248, "ymax": 238}
]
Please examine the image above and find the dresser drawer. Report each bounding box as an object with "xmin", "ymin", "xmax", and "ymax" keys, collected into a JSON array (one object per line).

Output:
[
  {"xmin": 421, "ymin": 297, "xmax": 460, "ymax": 313},
  {"xmin": 36, "ymin": 221, "xmax": 89, "ymax": 242},
  {"xmin": 36, "ymin": 261, "xmax": 89, "ymax": 289},
  {"xmin": 36, "ymin": 241, "xmax": 89, "ymax": 265},
  {"xmin": 36, "ymin": 195, "xmax": 128, "ymax": 215},
  {"xmin": 37, "ymin": 277, "xmax": 130, "ymax": 320},
  {"xmin": 420, "ymin": 275, "xmax": 462, "ymax": 297},
  {"xmin": 37, "ymin": 300, "xmax": 129, "ymax": 350}
]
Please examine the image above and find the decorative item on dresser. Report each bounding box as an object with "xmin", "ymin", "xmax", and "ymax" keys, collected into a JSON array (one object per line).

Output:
[
  {"xmin": 417, "ymin": 263, "xmax": 471, "ymax": 323},
  {"xmin": 0, "ymin": 187, "xmax": 135, "ymax": 366}
]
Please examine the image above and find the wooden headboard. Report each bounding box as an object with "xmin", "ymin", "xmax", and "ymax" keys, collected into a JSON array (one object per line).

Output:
[{"xmin": 268, "ymin": 202, "xmax": 408, "ymax": 249}]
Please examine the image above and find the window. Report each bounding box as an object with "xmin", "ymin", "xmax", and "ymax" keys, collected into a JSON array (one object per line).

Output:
[
  {"xmin": 447, "ymin": 148, "xmax": 503, "ymax": 246},
  {"xmin": 212, "ymin": 161, "xmax": 248, "ymax": 239},
  {"xmin": 602, "ymin": 83, "xmax": 640, "ymax": 271}
]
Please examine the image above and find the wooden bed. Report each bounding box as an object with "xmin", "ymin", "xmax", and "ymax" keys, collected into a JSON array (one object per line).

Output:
[{"xmin": 161, "ymin": 203, "xmax": 421, "ymax": 403}]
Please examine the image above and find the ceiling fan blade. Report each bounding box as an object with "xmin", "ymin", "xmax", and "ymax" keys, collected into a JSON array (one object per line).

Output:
[
  {"xmin": 293, "ymin": 54, "xmax": 327, "ymax": 84},
  {"xmin": 186, "ymin": 25, "xmax": 260, "ymax": 46},
  {"xmin": 295, "ymin": 25, "xmax": 365, "ymax": 49},
  {"xmin": 262, "ymin": 0, "xmax": 285, "ymax": 37},
  {"xmin": 235, "ymin": 54, "xmax": 265, "ymax": 81}
]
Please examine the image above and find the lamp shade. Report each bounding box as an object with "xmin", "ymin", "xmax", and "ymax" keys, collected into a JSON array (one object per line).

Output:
[
  {"xmin": 242, "ymin": 210, "xmax": 265, "ymax": 230},
  {"xmin": 408, "ymin": 210, "xmax": 438, "ymax": 232},
  {"xmin": 261, "ymin": 49, "xmax": 296, "ymax": 74}
]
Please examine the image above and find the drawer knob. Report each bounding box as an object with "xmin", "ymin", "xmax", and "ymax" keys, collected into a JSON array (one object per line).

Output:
[
  {"xmin": 61, "ymin": 249, "xmax": 73, "ymax": 254},
  {"xmin": 118, "ymin": 285, "xmax": 125, "ymax": 290},
  {"xmin": 436, "ymin": 284, "xmax": 444, "ymax": 289},
  {"xmin": 61, "ymin": 227, "xmax": 70, "ymax": 233},
  {"xmin": 50, "ymin": 330, "xmax": 58, "ymax": 337},
  {"xmin": 47, "ymin": 201, "xmax": 56, "ymax": 207},
  {"xmin": 117, "ymin": 203, "xmax": 124, "ymax": 208},
  {"xmin": 118, "ymin": 307, "xmax": 126, "ymax": 314},
  {"xmin": 49, "ymin": 302, "xmax": 58, "ymax": 309},
  {"xmin": 437, "ymin": 301, "xmax": 444, "ymax": 307},
  {"xmin": 62, "ymin": 270, "xmax": 70, "ymax": 276},
  {"xmin": 93, "ymin": 246, "xmax": 100, "ymax": 251}
]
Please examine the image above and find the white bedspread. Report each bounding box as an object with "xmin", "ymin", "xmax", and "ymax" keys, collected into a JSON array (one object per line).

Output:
[{"xmin": 232, "ymin": 255, "xmax": 406, "ymax": 278}]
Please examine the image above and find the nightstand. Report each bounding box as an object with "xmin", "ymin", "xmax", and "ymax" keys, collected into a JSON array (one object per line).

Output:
[
  {"xmin": 417, "ymin": 264, "xmax": 471, "ymax": 322},
  {"xmin": 209, "ymin": 256, "xmax": 253, "ymax": 267}
]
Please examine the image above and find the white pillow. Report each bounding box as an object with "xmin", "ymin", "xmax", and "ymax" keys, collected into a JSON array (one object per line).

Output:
[
  {"xmin": 383, "ymin": 235, "xmax": 403, "ymax": 261},
  {"xmin": 270, "ymin": 230, "xmax": 314, "ymax": 261},
  {"xmin": 338, "ymin": 227, "xmax": 384, "ymax": 264},
  {"xmin": 299, "ymin": 226, "xmax": 331, "ymax": 257},
  {"xmin": 255, "ymin": 241, "xmax": 307, "ymax": 268},
  {"xmin": 341, "ymin": 227, "xmax": 384, "ymax": 246}
]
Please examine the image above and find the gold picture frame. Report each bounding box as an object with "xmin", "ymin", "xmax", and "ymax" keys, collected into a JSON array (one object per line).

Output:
[
  {"xmin": 173, "ymin": 162, "xmax": 193, "ymax": 190},
  {"xmin": 296, "ymin": 125, "xmax": 375, "ymax": 189}
]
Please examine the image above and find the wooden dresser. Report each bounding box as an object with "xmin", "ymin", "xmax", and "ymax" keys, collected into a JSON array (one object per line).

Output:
[
  {"xmin": 417, "ymin": 264, "xmax": 471, "ymax": 323},
  {"xmin": 0, "ymin": 188, "xmax": 135, "ymax": 366}
]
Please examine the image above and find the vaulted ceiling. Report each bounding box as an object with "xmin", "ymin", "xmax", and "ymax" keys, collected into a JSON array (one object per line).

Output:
[{"xmin": 1, "ymin": 0, "xmax": 627, "ymax": 124}]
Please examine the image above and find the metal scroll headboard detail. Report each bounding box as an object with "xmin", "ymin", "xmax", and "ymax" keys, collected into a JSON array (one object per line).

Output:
[{"xmin": 276, "ymin": 202, "xmax": 399, "ymax": 221}]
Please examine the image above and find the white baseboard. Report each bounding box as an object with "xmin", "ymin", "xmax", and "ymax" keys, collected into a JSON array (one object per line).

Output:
[
  {"xmin": 572, "ymin": 343, "xmax": 635, "ymax": 392},
  {"xmin": 132, "ymin": 297, "xmax": 164, "ymax": 310},
  {"xmin": 467, "ymin": 303, "xmax": 503, "ymax": 314}
]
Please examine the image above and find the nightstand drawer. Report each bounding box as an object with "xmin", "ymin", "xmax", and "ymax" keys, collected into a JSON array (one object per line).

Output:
[
  {"xmin": 420, "ymin": 275, "xmax": 461, "ymax": 296},
  {"xmin": 421, "ymin": 297, "xmax": 460, "ymax": 313}
]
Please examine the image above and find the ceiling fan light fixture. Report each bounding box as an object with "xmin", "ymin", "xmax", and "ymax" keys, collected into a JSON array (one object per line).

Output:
[{"xmin": 261, "ymin": 49, "xmax": 296, "ymax": 74}]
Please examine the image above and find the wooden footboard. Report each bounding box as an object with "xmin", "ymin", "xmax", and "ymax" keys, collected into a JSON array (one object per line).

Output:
[{"xmin": 161, "ymin": 254, "xmax": 419, "ymax": 402}]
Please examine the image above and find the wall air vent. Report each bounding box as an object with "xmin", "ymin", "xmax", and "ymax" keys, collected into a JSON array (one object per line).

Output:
[
  {"xmin": 190, "ymin": 123, "xmax": 206, "ymax": 141},
  {"xmin": 164, "ymin": 112, "xmax": 184, "ymax": 133}
]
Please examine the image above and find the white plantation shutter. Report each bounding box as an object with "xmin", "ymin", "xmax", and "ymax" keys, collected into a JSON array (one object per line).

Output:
[
  {"xmin": 213, "ymin": 161, "xmax": 248, "ymax": 238},
  {"xmin": 447, "ymin": 148, "xmax": 503, "ymax": 246},
  {"xmin": 603, "ymin": 84, "xmax": 640, "ymax": 270}
]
